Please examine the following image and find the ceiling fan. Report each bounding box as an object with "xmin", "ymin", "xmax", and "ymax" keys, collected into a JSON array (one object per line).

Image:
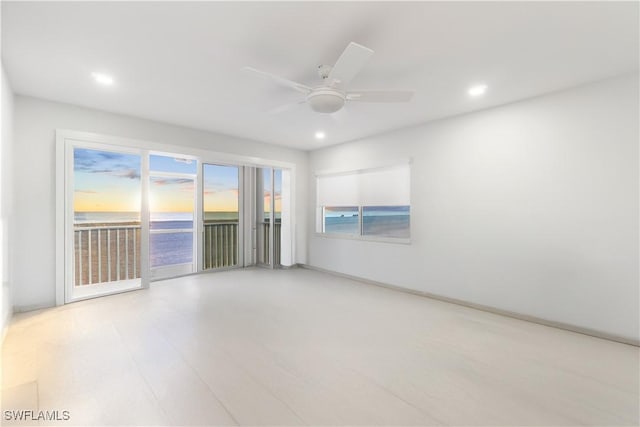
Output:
[{"xmin": 243, "ymin": 42, "xmax": 414, "ymax": 114}]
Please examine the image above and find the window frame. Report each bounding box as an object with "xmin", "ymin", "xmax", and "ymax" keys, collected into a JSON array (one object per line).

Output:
[
  {"xmin": 317, "ymin": 205, "xmax": 411, "ymax": 244},
  {"xmin": 315, "ymin": 163, "xmax": 412, "ymax": 244}
]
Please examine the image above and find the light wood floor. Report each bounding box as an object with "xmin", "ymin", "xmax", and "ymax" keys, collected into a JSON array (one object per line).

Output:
[{"xmin": 2, "ymin": 268, "xmax": 638, "ymax": 426}]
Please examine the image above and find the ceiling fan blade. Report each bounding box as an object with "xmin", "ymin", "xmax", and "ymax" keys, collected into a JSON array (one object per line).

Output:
[
  {"xmin": 346, "ymin": 91, "xmax": 414, "ymax": 103},
  {"xmin": 243, "ymin": 66, "xmax": 312, "ymax": 94},
  {"xmin": 268, "ymin": 100, "xmax": 307, "ymax": 114},
  {"xmin": 328, "ymin": 42, "xmax": 374, "ymax": 87}
]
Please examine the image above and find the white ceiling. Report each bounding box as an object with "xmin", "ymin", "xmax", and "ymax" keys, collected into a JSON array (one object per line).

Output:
[{"xmin": 2, "ymin": 1, "xmax": 638, "ymax": 150}]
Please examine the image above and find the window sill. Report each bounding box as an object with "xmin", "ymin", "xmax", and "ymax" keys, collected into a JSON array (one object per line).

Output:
[{"xmin": 313, "ymin": 232, "xmax": 411, "ymax": 245}]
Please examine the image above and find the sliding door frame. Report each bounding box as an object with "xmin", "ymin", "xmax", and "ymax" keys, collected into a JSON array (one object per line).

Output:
[
  {"xmin": 60, "ymin": 139, "xmax": 149, "ymax": 304},
  {"xmin": 200, "ymin": 162, "xmax": 244, "ymax": 271},
  {"xmin": 256, "ymin": 167, "xmax": 277, "ymax": 268},
  {"xmin": 56, "ymin": 129, "xmax": 297, "ymax": 306},
  {"xmin": 148, "ymin": 159, "xmax": 199, "ymax": 281}
]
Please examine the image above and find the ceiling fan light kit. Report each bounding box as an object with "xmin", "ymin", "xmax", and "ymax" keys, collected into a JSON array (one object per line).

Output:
[
  {"xmin": 244, "ymin": 42, "xmax": 415, "ymax": 115},
  {"xmin": 307, "ymin": 89, "xmax": 346, "ymax": 113}
]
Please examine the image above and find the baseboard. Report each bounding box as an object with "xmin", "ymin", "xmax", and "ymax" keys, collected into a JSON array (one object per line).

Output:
[
  {"xmin": 12, "ymin": 302, "xmax": 55, "ymax": 314},
  {"xmin": 299, "ymin": 264, "xmax": 639, "ymax": 347}
]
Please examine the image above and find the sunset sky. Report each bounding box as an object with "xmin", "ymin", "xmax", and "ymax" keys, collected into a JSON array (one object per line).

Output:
[
  {"xmin": 74, "ymin": 149, "xmax": 244, "ymax": 213},
  {"xmin": 203, "ymin": 163, "xmax": 239, "ymax": 212},
  {"xmin": 74, "ymin": 148, "xmax": 142, "ymax": 212}
]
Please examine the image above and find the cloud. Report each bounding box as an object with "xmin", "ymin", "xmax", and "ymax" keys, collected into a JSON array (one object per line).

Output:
[
  {"xmin": 204, "ymin": 188, "xmax": 239, "ymax": 196},
  {"xmin": 83, "ymin": 168, "xmax": 140, "ymax": 180},
  {"xmin": 74, "ymin": 148, "xmax": 140, "ymax": 180},
  {"xmin": 203, "ymin": 175, "xmax": 240, "ymax": 191},
  {"xmin": 96, "ymin": 152, "xmax": 122, "ymax": 160},
  {"xmin": 74, "ymin": 150, "xmax": 127, "ymax": 171},
  {"xmin": 75, "ymin": 189, "xmax": 97, "ymax": 194},
  {"xmin": 153, "ymin": 178, "xmax": 193, "ymax": 186},
  {"xmin": 118, "ymin": 169, "xmax": 141, "ymax": 180}
]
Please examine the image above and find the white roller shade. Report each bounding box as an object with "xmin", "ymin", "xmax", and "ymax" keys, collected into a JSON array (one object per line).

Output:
[{"xmin": 317, "ymin": 164, "xmax": 410, "ymax": 206}]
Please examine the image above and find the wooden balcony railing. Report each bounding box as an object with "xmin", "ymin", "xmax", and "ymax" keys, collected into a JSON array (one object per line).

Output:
[
  {"xmin": 74, "ymin": 224, "xmax": 141, "ymax": 286},
  {"xmin": 203, "ymin": 222, "xmax": 239, "ymax": 269},
  {"xmin": 74, "ymin": 219, "xmax": 280, "ymax": 285},
  {"xmin": 259, "ymin": 221, "xmax": 281, "ymax": 266}
]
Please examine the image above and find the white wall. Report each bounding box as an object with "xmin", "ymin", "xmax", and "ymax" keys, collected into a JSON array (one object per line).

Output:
[
  {"xmin": 1, "ymin": 65, "xmax": 14, "ymax": 336},
  {"xmin": 308, "ymin": 73, "xmax": 639, "ymax": 342},
  {"xmin": 13, "ymin": 96, "xmax": 308, "ymax": 311}
]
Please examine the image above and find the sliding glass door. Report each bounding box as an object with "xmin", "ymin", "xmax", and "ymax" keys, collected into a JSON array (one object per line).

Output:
[
  {"xmin": 149, "ymin": 154, "xmax": 197, "ymax": 280},
  {"xmin": 256, "ymin": 168, "xmax": 282, "ymax": 267},
  {"xmin": 62, "ymin": 134, "xmax": 292, "ymax": 303},
  {"xmin": 71, "ymin": 146, "xmax": 143, "ymax": 300},
  {"xmin": 202, "ymin": 164, "xmax": 241, "ymax": 269},
  {"xmin": 68, "ymin": 148, "xmax": 245, "ymax": 301}
]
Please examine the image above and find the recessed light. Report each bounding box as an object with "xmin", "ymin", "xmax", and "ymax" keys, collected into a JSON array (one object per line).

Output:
[
  {"xmin": 468, "ymin": 84, "xmax": 487, "ymax": 97},
  {"xmin": 315, "ymin": 131, "xmax": 326, "ymax": 140},
  {"xmin": 92, "ymin": 72, "xmax": 114, "ymax": 86}
]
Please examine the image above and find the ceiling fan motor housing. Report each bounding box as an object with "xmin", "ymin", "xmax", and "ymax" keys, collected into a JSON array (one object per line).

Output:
[{"xmin": 307, "ymin": 88, "xmax": 345, "ymax": 113}]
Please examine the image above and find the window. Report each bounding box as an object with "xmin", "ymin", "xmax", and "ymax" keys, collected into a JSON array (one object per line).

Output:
[
  {"xmin": 362, "ymin": 206, "xmax": 410, "ymax": 238},
  {"xmin": 316, "ymin": 164, "xmax": 410, "ymax": 240},
  {"xmin": 323, "ymin": 206, "xmax": 359, "ymax": 235}
]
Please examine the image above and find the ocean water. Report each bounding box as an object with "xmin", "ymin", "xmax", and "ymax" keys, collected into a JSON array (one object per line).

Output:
[
  {"xmin": 150, "ymin": 231, "xmax": 193, "ymax": 268},
  {"xmin": 75, "ymin": 211, "xmax": 141, "ymax": 224},
  {"xmin": 363, "ymin": 215, "xmax": 410, "ymax": 238},
  {"xmin": 324, "ymin": 206, "xmax": 410, "ymax": 238},
  {"xmin": 324, "ymin": 216, "xmax": 359, "ymax": 234},
  {"xmin": 74, "ymin": 211, "xmax": 243, "ymax": 224}
]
